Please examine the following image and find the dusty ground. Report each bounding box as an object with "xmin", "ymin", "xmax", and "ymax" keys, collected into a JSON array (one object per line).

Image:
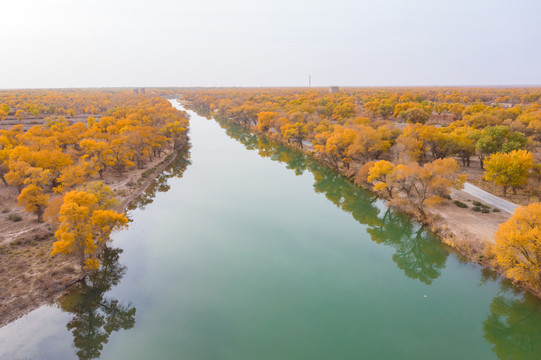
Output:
[
  {"xmin": 429, "ymin": 187, "xmax": 510, "ymax": 247},
  {"xmin": 0, "ymin": 144, "xmax": 178, "ymax": 328}
]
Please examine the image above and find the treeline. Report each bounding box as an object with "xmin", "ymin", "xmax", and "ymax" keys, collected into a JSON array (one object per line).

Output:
[
  {"xmin": 184, "ymin": 88, "xmax": 540, "ymax": 203},
  {"xmin": 0, "ymin": 91, "xmax": 189, "ymax": 270},
  {"xmin": 183, "ymin": 87, "xmax": 541, "ymax": 294},
  {"xmin": 0, "ymin": 89, "xmax": 149, "ymax": 120}
]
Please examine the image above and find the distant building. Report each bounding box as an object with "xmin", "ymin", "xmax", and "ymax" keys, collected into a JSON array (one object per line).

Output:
[
  {"xmin": 133, "ymin": 88, "xmax": 146, "ymax": 94},
  {"xmin": 133, "ymin": 88, "xmax": 139, "ymax": 94},
  {"xmin": 329, "ymin": 86, "xmax": 339, "ymax": 93}
]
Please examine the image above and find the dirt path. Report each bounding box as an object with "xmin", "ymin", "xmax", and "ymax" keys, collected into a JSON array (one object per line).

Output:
[{"xmin": 462, "ymin": 182, "xmax": 518, "ymax": 214}]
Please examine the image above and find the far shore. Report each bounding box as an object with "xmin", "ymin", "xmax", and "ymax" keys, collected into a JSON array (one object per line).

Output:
[{"xmin": 184, "ymin": 101, "xmax": 539, "ymax": 299}]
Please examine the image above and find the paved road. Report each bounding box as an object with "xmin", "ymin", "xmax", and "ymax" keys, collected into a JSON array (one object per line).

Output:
[{"xmin": 462, "ymin": 183, "xmax": 519, "ymax": 214}]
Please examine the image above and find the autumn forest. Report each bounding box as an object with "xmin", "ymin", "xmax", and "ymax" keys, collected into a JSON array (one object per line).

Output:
[{"xmin": 2, "ymin": 86, "xmax": 541, "ymax": 359}]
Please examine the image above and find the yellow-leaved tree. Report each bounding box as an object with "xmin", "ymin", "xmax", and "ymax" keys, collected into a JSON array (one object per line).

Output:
[
  {"xmin": 51, "ymin": 190, "xmax": 128, "ymax": 272},
  {"xmin": 281, "ymin": 122, "xmax": 308, "ymax": 148},
  {"xmin": 494, "ymin": 203, "xmax": 541, "ymax": 289},
  {"xmin": 484, "ymin": 150, "xmax": 533, "ymax": 197},
  {"xmin": 257, "ymin": 111, "xmax": 278, "ymax": 132},
  {"xmin": 390, "ymin": 158, "xmax": 466, "ymax": 218},
  {"xmin": 367, "ymin": 160, "xmax": 396, "ymax": 198},
  {"xmin": 17, "ymin": 184, "xmax": 49, "ymax": 222}
]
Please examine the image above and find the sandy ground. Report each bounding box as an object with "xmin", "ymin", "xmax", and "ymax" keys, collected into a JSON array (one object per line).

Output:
[
  {"xmin": 0, "ymin": 145, "xmax": 179, "ymax": 328},
  {"xmin": 430, "ymin": 188, "xmax": 510, "ymax": 244}
]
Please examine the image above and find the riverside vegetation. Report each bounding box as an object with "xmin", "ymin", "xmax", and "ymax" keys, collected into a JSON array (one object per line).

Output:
[
  {"xmin": 5, "ymin": 101, "xmax": 541, "ymax": 360},
  {"xmin": 183, "ymin": 86, "xmax": 541, "ymax": 296},
  {"xmin": 2, "ymin": 86, "xmax": 541, "ymax": 326},
  {"xmin": 0, "ymin": 89, "xmax": 189, "ymax": 325}
]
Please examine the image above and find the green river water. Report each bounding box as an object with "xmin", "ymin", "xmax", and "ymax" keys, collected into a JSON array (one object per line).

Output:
[{"xmin": 1, "ymin": 100, "xmax": 541, "ymax": 359}]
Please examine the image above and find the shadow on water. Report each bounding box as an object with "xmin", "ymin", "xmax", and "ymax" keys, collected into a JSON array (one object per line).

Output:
[
  {"xmin": 479, "ymin": 269, "xmax": 541, "ymax": 360},
  {"xmin": 46, "ymin": 112, "xmax": 541, "ymax": 359},
  {"xmin": 127, "ymin": 144, "xmax": 192, "ymax": 211},
  {"xmin": 57, "ymin": 145, "xmax": 192, "ymax": 360},
  {"xmin": 215, "ymin": 118, "xmax": 541, "ymax": 359},
  {"xmin": 57, "ymin": 248, "xmax": 135, "ymax": 360},
  {"xmin": 217, "ymin": 119, "xmax": 448, "ymax": 285}
]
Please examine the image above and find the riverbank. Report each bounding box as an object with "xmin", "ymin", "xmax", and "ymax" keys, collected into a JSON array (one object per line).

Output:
[
  {"xmin": 186, "ymin": 103, "xmax": 540, "ymax": 299},
  {"xmin": 0, "ymin": 142, "xmax": 188, "ymax": 328}
]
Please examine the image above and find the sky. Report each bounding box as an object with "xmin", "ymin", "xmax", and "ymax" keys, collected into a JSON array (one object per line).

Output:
[{"xmin": 1, "ymin": 0, "xmax": 540, "ymax": 88}]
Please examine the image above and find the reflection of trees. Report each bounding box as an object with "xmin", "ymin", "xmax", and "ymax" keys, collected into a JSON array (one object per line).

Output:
[
  {"xmin": 58, "ymin": 248, "xmax": 136, "ymax": 360},
  {"xmin": 218, "ymin": 120, "xmax": 448, "ymax": 285},
  {"xmin": 128, "ymin": 144, "xmax": 191, "ymax": 211},
  {"xmin": 367, "ymin": 209, "xmax": 448, "ymax": 284},
  {"xmin": 258, "ymin": 138, "xmax": 308, "ymax": 175},
  {"xmin": 483, "ymin": 289, "xmax": 541, "ymax": 360}
]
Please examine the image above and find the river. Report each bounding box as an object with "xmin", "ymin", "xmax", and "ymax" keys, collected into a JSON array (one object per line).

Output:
[{"xmin": 1, "ymin": 100, "xmax": 541, "ymax": 359}]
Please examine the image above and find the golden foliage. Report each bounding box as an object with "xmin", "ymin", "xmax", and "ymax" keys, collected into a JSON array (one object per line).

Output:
[
  {"xmin": 494, "ymin": 203, "xmax": 541, "ymax": 288},
  {"xmin": 484, "ymin": 150, "xmax": 533, "ymax": 196},
  {"xmin": 51, "ymin": 190, "xmax": 128, "ymax": 271},
  {"xmin": 17, "ymin": 184, "xmax": 49, "ymax": 222}
]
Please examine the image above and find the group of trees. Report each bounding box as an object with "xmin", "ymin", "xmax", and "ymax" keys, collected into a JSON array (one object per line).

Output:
[
  {"xmin": 185, "ymin": 86, "xmax": 541, "ymax": 292},
  {"xmin": 362, "ymin": 158, "xmax": 466, "ymax": 218},
  {"xmin": 185, "ymin": 87, "xmax": 540, "ymax": 206},
  {"xmin": 220, "ymin": 119, "xmax": 449, "ymax": 286},
  {"xmin": 0, "ymin": 89, "xmax": 144, "ymax": 120},
  {"xmin": 1, "ymin": 91, "xmax": 189, "ymax": 271}
]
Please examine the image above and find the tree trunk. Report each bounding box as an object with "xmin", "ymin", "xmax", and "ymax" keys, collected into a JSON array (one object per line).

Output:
[{"xmin": 503, "ymin": 186, "xmax": 507, "ymax": 197}]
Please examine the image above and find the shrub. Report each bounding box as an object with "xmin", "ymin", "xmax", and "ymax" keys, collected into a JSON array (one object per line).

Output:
[
  {"xmin": 443, "ymin": 194, "xmax": 452, "ymax": 200},
  {"xmin": 473, "ymin": 200, "xmax": 483, "ymax": 207},
  {"xmin": 493, "ymin": 208, "xmax": 501, "ymax": 212},
  {"xmin": 2, "ymin": 208, "xmax": 9, "ymax": 213},
  {"xmin": 454, "ymin": 200, "xmax": 468, "ymax": 208},
  {"xmin": 472, "ymin": 206, "xmax": 481, "ymax": 212},
  {"xmin": 481, "ymin": 208, "xmax": 490, "ymax": 213},
  {"xmin": 141, "ymin": 168, "xmax": 154, "ymax": 180},
  {"xmin": 8, "ymin": 214, "xmax": 22, "ymax": 222}
]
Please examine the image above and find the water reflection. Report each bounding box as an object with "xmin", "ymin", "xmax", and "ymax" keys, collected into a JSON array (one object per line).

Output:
[
  {"xmin": 128, "ymin": 145, "xmax": 191, "ymax": 211},
  {"xmin": 208, "ymin": 114, "xmax": 541, "ymax": 359},
  {"xmin": 367, "ymin": 208, "xmax": 448, "ymax": 285},
  {"xmin": 478, "ymin": 269, "xmax": 541, "ymax": 360},
  {"xmin": 58, "ymin": 248, "xmax": 135, "ymax": 360},
  {"xmin": 216, "ymin": 119, "xmax": 449, "ymax": 285},
  {"xmin": 58, "ymin": 144, "xmax": 191, "ymax": 359}
]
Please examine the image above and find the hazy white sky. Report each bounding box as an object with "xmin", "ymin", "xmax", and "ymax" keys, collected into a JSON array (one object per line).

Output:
[{"xmin": 1, "ymin": 0, "xmax": 540, "ymax": 88}]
